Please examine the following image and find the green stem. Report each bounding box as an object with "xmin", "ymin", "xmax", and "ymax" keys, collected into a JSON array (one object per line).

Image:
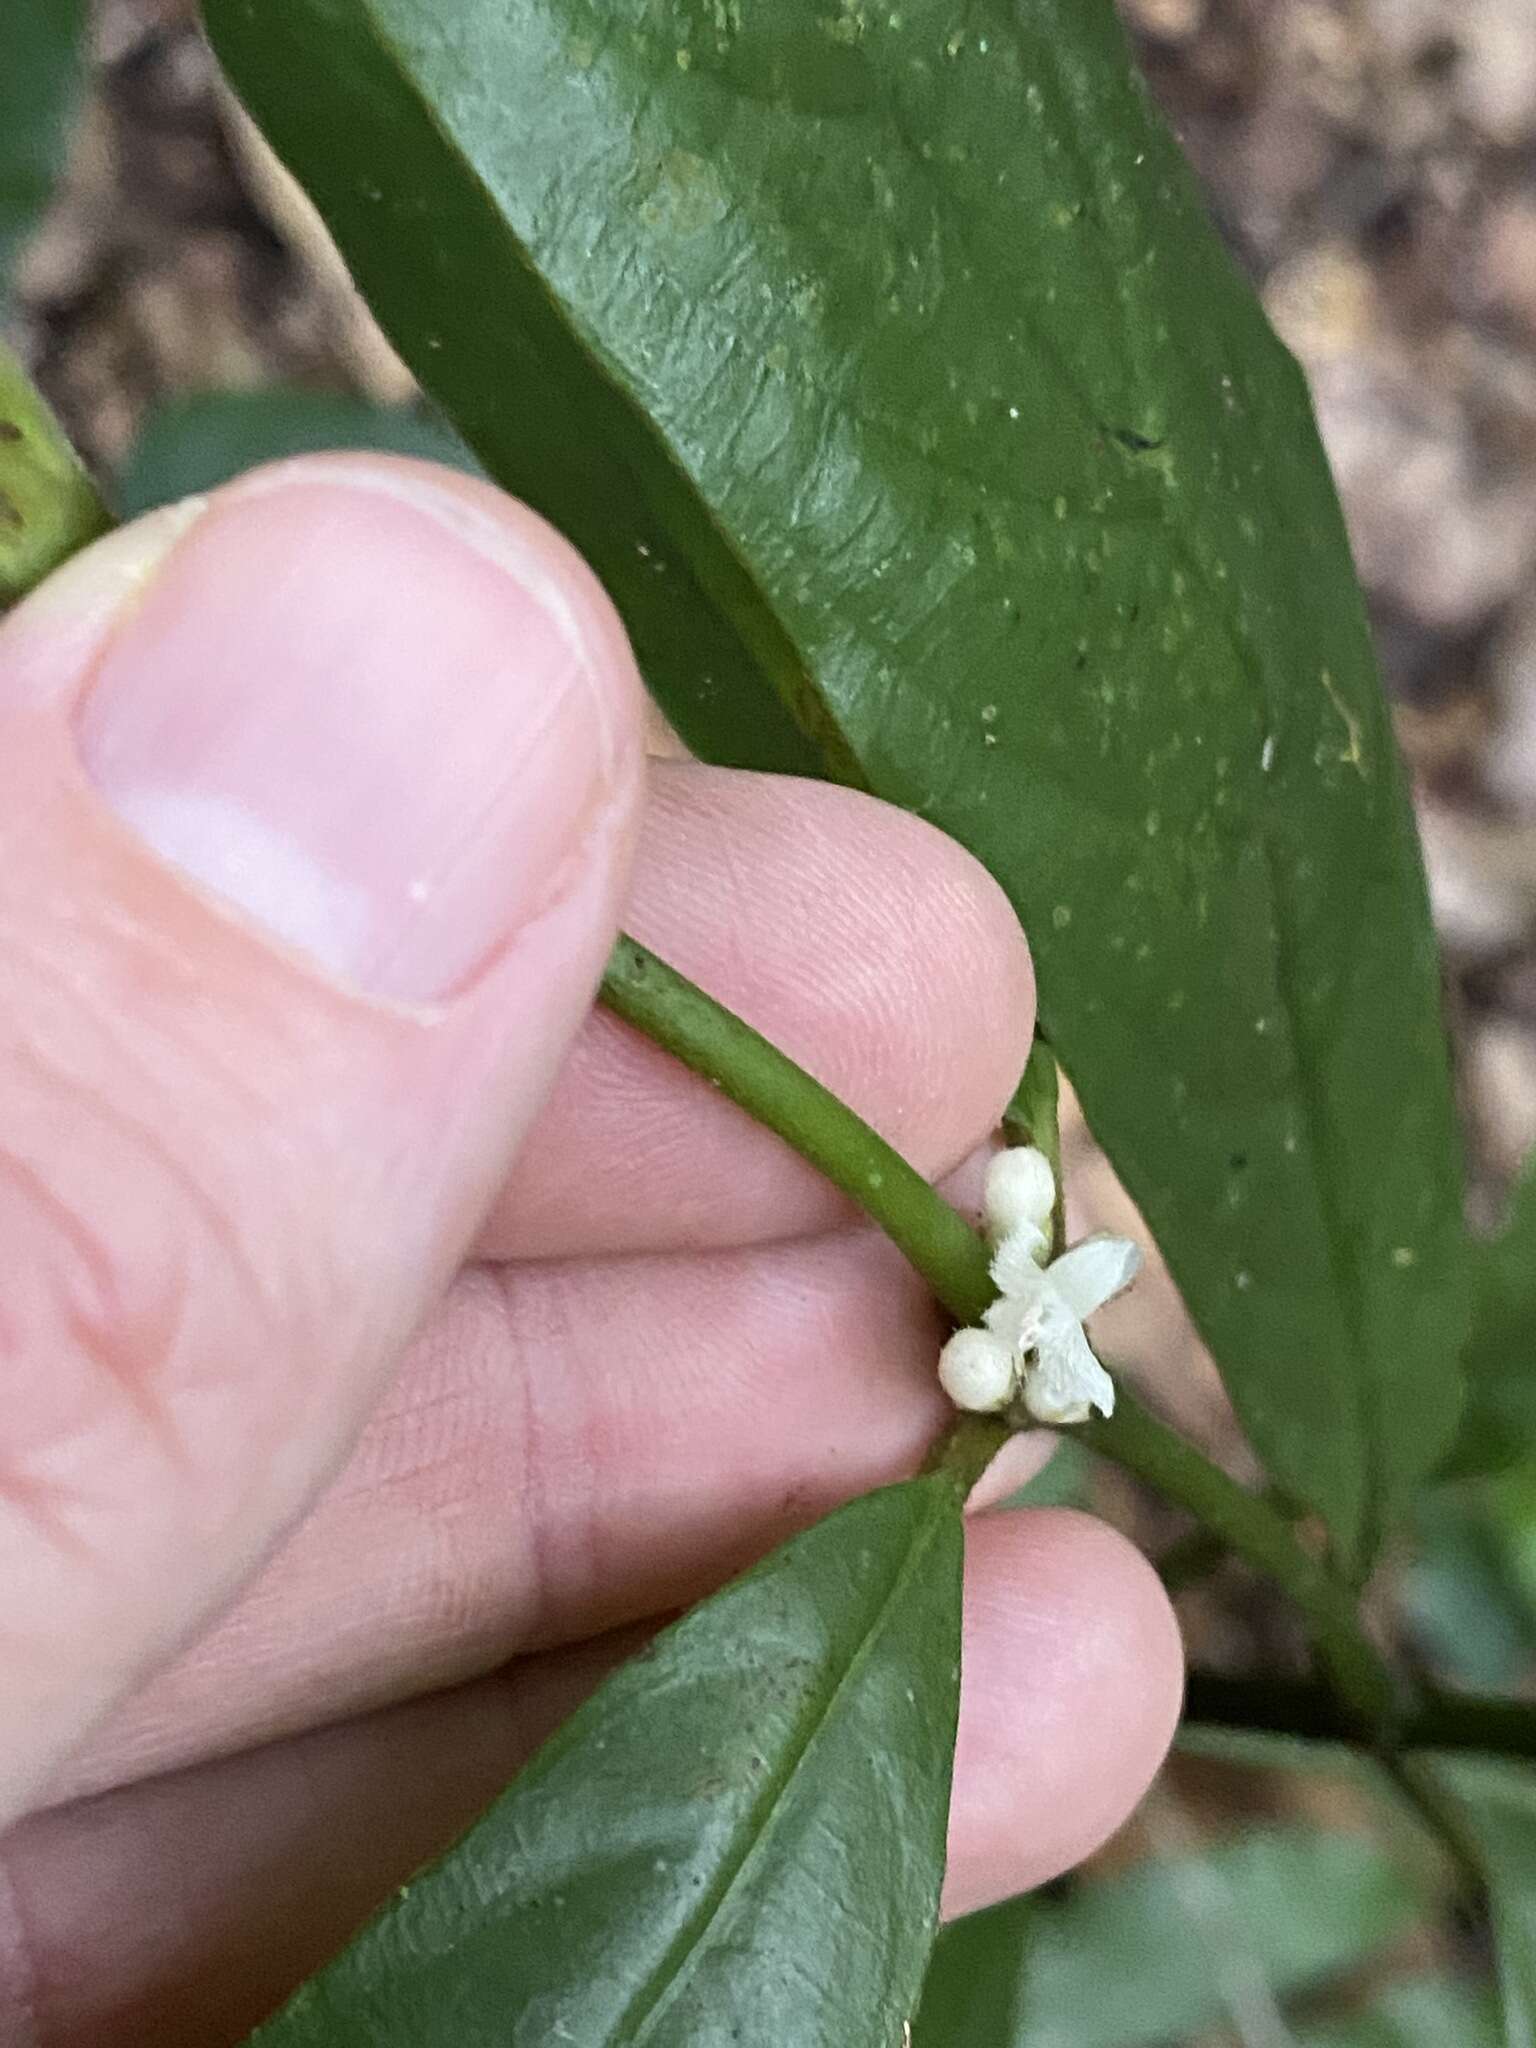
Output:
[
  {"xmin": 1160, "ymin": 1486, "xmax": 1311, "ymax": 1597},
  {"xmin": 1377, "ymin": 1753, "xmax": 1494, "ymax": 1899},
  {"xmin": 1184, "ymin": 1674, "xmax": 1494, "ymax": 1898},
  {"xmin": 1157, "ymin": 1523, "xmax": 1231, "ymax": 1597},
  {"xmin": 601, "ymin": 937, "xmax": 1402, "ymax": 1734},
  {"xmin": 601, "ymin": 934, "xmax": 995, "ymax": 1327},
  {"xmin": 1086, "ymin": 1393, "xmax": 1402, "ymax": 1730},
  {"xmin": 1186, "ymin": 1669, "xmax": 1536, "ymax": 1763}
]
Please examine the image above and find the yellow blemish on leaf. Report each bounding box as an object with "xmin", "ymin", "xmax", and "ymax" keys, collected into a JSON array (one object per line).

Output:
[{"xmin": 1320, "ymin": 665, "xmax": 1367, "ymax": 776}]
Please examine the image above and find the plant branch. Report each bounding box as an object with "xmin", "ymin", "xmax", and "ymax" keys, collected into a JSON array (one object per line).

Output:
[
  {"xmin": 601, "ymin": 935, "xmax": 996, "ymax": 1327},
  {"xmin": 601, "ymin": 938, "xmax": 1403, "ymax": 1733},
  {"xmin": 1157, "ymin": 1523, "xmax": 1231, "ymax": 1597},
  {"xmin": 1087, "ymin": 1394, "xmax": 1402, "ymax": 1729},
  {"xmin": 1185, "ymin": 1669, "xmax": 1536, "ymax": 1763},
  {"xmin": 1377, "ymin": 1753, "xmax": 1492, "ymax": 1899}
]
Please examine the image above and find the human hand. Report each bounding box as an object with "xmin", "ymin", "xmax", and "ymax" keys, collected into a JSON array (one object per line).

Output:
[{"xmin": 0, "ymin": 457, "xmax": 1181, "ymax": 2044}]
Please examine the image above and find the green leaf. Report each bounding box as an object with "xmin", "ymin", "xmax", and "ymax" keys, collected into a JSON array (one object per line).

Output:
[
  {"xmin": 2, "ymin": 0, "xmax": 88, "ymax": 299},
  {"xmin": 249, "ymin": 1479, "xmax": 962, "ymax": 2046},
  {"xmin": 204, "ymin": 0, "xmax": 1467, "ymax": 1570},
  {"xmin": 203, "ymin": 0, "xmax": 823, "ymax": 782},
  {"xmin": 115, "ymin": 390, "xmax": 483, "ymax": 518},
  {"xmin": 913, "ymin": 1894, "xmax": 1032, "ymax": 2044},
  {"xmin": 1297, "ymin": 1976, "xmax": 1503, "ymax": 2048},
  {"xmin": 1402, "ymin": 1482, "xmax": 1536, "ymax": 1690},
  {"xmin": 0, "ymin": 340, "xmax": 109, "ymax": 608},
  {"xmin": 915, "ymin": 1827, "xmax": 1427, "ymax": 2048},
  {"xmin": 1448, "ymin": 1159, "xmax": 1536, "ymax": 1477},
  {"xmin": 1004, "ymin": 1435, "xmax": 1090, "ymax": 1512},
  {"xmin": 1430, "ymin": 1757, "xmax": 1536, "ymax": 2048}
]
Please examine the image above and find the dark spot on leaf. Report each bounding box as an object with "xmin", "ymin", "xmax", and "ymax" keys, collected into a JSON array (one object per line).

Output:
[
  {"xmin": 0, "ymin": 490, "xmax": 24, "ymax": 529},
  {"xmin": 0, "ymin": 420, "xmax": 23, "ymax": 443},
  {"xmin": 1108, "ymin": 425, "xmax": 1166, "ymax": 454},
  {"xmin": 1230, "ymin": 1152, "xmax": 1248, "ymax": 1170}
]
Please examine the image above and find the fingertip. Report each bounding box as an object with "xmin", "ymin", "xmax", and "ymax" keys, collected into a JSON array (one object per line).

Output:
[{"xmin": 944, "ymin": 1509, "xmax": 1183, "ymax": 1919}]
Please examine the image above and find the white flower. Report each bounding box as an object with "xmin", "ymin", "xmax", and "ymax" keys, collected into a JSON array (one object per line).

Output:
[
  {"xmin": 938, "ymin": 1146, "xmax": 1141, "ymax": 1425},
  {"xmin": 986, "ymin": 1231, "xmax": 1139, "ymax": 1424}
]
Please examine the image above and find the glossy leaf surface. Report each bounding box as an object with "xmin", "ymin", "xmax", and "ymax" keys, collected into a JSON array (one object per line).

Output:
[
  {"xmin": 250, "ymin": 1479, "xmax": 962, "ymax": 2046},
  {"xmin": 206, "ymin": 0, "xmax": 1467, "ymax": 1568}
]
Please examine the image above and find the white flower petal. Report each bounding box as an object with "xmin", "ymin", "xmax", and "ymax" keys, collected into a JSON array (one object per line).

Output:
[
  {"xmin": 989, "ymin": 1221, "xmax": 1051, "ymax": 1297},
  {"xmin": 938, "ymin": 1327, "xmax": 1019, "ymax": 1413},
  {"xmin": 1022, "ymin": 1307, "xmax": 1116, "ymax": 1426},
  {"xmin": 983, "ymin": 1253, "xmax": 1051, "ymax": 1346},
  {"xmin": 1046, "ymin": 1233, "xmax": 1142, "ymax": 1320},
  {"xmin": 983, "ymin": 1146, "xmax": 1056, "ymax": 1242}
]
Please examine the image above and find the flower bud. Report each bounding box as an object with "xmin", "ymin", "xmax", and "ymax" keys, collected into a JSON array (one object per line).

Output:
[
  {"xmin": 983, "ymin": 1145, "xmax": 1056, "ymax": 1242},
  {"xmin": 937, "ymin": 1326, "xmax": 1018, "ymax": 1413}
]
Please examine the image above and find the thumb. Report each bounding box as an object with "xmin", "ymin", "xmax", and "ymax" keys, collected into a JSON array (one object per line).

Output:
[{"xmin": 0, "ymin": 456, "xmax": 643, "ymax": 1819}]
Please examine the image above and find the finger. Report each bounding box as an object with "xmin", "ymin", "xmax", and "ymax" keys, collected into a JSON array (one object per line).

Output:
[
  {"xmin": 942, "ymin": 1508, "xmax": 1183, "ymax": 1918},
  {"xmin": 478, "ymin": 762, "xmax": 1036, "ymax": 1258},
  {"xmin": 0, "ymin": 456, "xmax": 644, "ymax": 1819},
  {"xmin": 50, "ymin": 1228, "xmax": 1012, "ymax": 1804},
  {"xmin": 0, "ymin": 1636, "xmax": 638, "ymax": 2048},
  {"xmin": 0, "ymin": 1511, "xmax": 1181, "ymax": 2048}
]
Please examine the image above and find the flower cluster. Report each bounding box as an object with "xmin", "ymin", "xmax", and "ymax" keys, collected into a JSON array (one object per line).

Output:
[{"xmin": 938, "ymin": 1146, "xmax": 1141, "ymax": 1425}]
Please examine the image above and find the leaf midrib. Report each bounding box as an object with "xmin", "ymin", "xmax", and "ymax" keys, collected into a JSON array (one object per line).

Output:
[
  {"xmin": 610, "ymin": 1492, "xmax": 952, "ymax": 2046},
  {"xmin": 350, "ymin": 0, "xmax": 848, "ymax": 760}
]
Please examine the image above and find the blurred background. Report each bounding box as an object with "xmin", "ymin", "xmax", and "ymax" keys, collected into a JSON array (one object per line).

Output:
[{"xmin": 8, "ymin": 1, "xmax": 1536, "ymax": 2040}]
